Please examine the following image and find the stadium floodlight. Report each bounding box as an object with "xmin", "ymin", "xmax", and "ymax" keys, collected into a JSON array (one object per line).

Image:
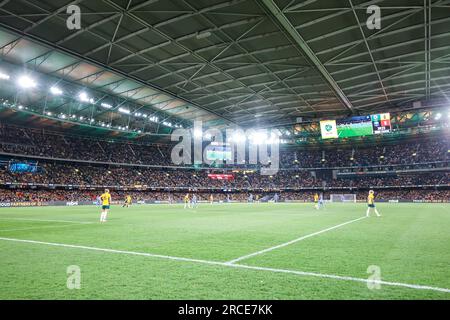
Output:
[
  {"xmin": 18, "ymin": 105, "xmax": 23, "ymax": 110},
  {"xmin": 142, "ymin": 114, "xmax": 147, "ymax": 118},
  {"xmin": 46, "ymin": 111, "xmax": 52, "ymax": 116},
  {"xmin": 50, "ymin": 86, "xmax": 63, "ymax": 95},
  {"xmin": 434, "ymin": 113, "xmax": 442, "ymax": 120},
  {"xmin": 17, "ymin": 75, "xmax": 37, "ymax": 89},
  {"xmin": 78, "ymin": 92, "xmax": 90, "ymax": 102},
  {"xmin": 118, "ymin": 107, "xmax": 131, "ymax": 114},
  {"xmin": 0, "ymin": 72, "xmax": 10, "ymax": 80},
  {"xmin": 60, "ymin": 114, "xmax": 66, "ymax": 119},
  {"xmin": 79, "ymin": 116, "xmax": 84, "ymax": 121},
  {"xmin": 101, "ymin": 102, "xmax": 113, "ymax": 109}
]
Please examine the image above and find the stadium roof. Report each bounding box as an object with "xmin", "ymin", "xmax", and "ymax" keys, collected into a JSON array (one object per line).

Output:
[{"xmin": 0, "ymin": 0, "xmax": 450, "ymax": 137}]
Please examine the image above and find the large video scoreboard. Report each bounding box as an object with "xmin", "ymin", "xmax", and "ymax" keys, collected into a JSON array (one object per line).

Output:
[{"xmin": 320, "ymin": 113, "xmax": 391, "ymax": 139}]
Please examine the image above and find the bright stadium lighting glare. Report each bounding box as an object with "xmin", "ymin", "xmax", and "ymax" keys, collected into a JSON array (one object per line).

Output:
[
  {"xmin": 78, "ymin": 92, "xmax": 90, "ymax": 102},
  {"xmin": 118, "ymin": 107, "xmax": 131, "ymax": 114},
  {"xmin": 79, "ymin": 116, "xmax": 84, "ymax": 120},
  {"xmin": 17, "ymin": 75, "xmax": 37, "ymax": 89},
  {"xmin": 46, "ymin": 111, "xmax": 52, "ymax": 116},
  {"xmin": 193, "ymin": 128, "xmax": 202, "ymax": 138},
  {"xmin": 267, "ymin": 132, "xmax": 280, "ymax": 144},
  {"xmin": 0, "ymin": 72, "xmax": 10, "ymax": 80},
  {"xmin": 434, "ymin": 113, "xmax": 442, "ymax": 120},
  {"xmin": 50, "ymin": 86, "xmax": 63, "ymax": 95},
  {"xmin": 18, "ymin": 105, "xmax": 23, "ymax": 109},
  {"xmin": 231, "ymin": 131, "xmax": 246, "ymax": 143},
  {"xmin": 248, "ymin": 131, "xmax": 268, "ymax": 145},
  {"xmin": 101, "ymin": 102, "xmax": 113, "ymax": 109}
]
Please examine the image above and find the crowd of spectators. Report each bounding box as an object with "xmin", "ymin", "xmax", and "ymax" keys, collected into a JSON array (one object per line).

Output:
[
  {"xmin": 0, "ymin": 122, "xmax": 448, "ymax": 203},
  {"xmin": 0, "ymin": 188, "xmax": 448, "ymax": 203},
  {"xmin": 0, "ymin": 161, "xmax": 448, "ymax": 189},
  {"xmin": 0, "ymin": 123, "xmax": 448, "ymax": 169}
]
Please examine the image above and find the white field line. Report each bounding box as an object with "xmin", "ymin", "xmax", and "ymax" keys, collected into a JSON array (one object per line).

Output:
[
  {"xmin": 0, "ymin": 217, "xmax": 94, "ymax": 224},
  {"xmin": 226, "ymin": 216, "xmax": 368, "ymax": 264},
  {"xmin": 0, "ymin": 236, "xmax": 449, "ymax": 294}
]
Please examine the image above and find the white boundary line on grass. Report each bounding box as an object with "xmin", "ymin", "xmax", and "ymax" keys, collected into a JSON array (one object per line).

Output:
[
  {"xmin": 0, "ymin": 236, "xmax": 449, "ymax": 294},
  {"xmin": 226, "ymin": 216, "xmax": 368, "ymax": 264},
  {"xmin": 0, "ymin": 217, "xmax": 94, "ymax": 224}
]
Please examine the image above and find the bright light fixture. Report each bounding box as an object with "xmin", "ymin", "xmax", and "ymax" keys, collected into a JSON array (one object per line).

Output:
[
  {"xmin": 0, "ymin": 72, "xmax": 10, "ymax": 80},
  {"xmin": 50, "ymin": 86, "xmax": 63, "ymax": 95},
  {"xmin": 79, "ymin": 92, "xmax": 90, "ymax": 102},
  {"xmin": 434, "ymin": 113, "xmax": 442, "ymax": 120},
  {"xmin": 118, "ymin": 107, "xmax": 131, "ymax": 114},
  {"xmin": 17, "ymin": 75, "xmax": 37, "ymax": 89},
  {"xmin": 101, "ymin": 102, "xmax": 113, "ymax": 109}
]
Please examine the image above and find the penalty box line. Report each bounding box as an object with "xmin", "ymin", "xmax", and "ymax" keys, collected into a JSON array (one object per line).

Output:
[
  {"xmin": 226, "ymin": 216, "xmax": 368, "ymax": 264},
  {"xmin": 0, "ymin": 236, "xmax": 449, "ymax": 294}
]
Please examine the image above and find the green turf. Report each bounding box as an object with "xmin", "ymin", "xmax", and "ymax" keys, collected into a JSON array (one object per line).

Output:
[{"xmin": 0, "ymin": 203, "xmax": 449, "ymax": 300}]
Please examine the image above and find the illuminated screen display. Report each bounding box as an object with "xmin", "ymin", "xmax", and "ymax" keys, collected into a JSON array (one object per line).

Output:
[
  {"xmin": 320, "ymin": 113, "xmax": 391, "ymax": 139},
  {"xmin": 8, "ymin": 162, "xmax": 39, "ymax": 173},
  {"xmin": 371, "ymin": 113, "xmax": 391, "ymax": 134},
  {"xmin": 336, "ymin": 115, "xmax": 374, "ymax": 138},
  {"xmin": 207, "ymin": 174, "xmax": 234, "ymax": 181},
  {"xmin": 206, "ymin": 146, "xmax": 232, "ymax": 161}
]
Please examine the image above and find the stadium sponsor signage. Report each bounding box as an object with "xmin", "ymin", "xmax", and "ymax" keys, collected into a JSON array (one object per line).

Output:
[
  {"xmin": 0, "ymin": 201, "xmax": 49, "ymax": 207},
  {"xmin": 66, "ymin": 201, "xmax": 79, "ymax": 206},
  {"xmin": 207, "ymin": 173, "xmax": 234, "ymax": 180}
]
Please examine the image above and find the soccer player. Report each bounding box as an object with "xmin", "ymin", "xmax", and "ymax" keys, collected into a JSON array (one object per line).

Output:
[
  {"xmin": 209, "ymin": 194, "xmax": 214, "ymax": 205},
  {"xmin": 318, "ymin": 193, "xmax": 325, "ymax": 209},
  {"xmin": 248, "ymin": 193, "xmax": 254, "ymax": 203},
  {"xmin": 122, "ymin": 195, "xmax": 132, "ymax": 208},
  {"xmin": 366, "ymin": 190, "xmax": 381, "ymax": 217},
  {"xmin": 100, "ymin": 189, "xmax": 111, "ymax": 223},
  {"xmin": 184, "ymin": 193, "xmax": 190, "ymax": 209},
  {"xmin": 191, "ymin": 194, "xmax": 198, "ymax": 208},
  {"xmin": 273, "ymin": 193, "xmax": 279, "ymax": 203},
  {"xmin": 314, "ymin": 193, "xmax": 319, "ymax": 210}
]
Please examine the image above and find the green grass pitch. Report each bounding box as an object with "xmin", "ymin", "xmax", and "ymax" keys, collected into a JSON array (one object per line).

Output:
[{"xmin": 0, "ymin": 202, "xmax": 449, "ymax": 300}]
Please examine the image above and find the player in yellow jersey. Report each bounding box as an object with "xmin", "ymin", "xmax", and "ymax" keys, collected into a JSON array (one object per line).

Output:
[
  {"xmin": 100, "ymin": 189, "xmax": 111, "ymax": 223},
  {"xmin": 314, "ymin": 193, "xmax": 319, "ymax": 210},
  {"xmin": 122, "ymin": 195, "xmax": 132, "ymax": 208},
  {"xmin": 366, "ymin": 190, "xmax": 381, "ymax": 217},
  {"xmin": 184, "ymin": 193, "xmax": 190, "ymax": 209}
]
